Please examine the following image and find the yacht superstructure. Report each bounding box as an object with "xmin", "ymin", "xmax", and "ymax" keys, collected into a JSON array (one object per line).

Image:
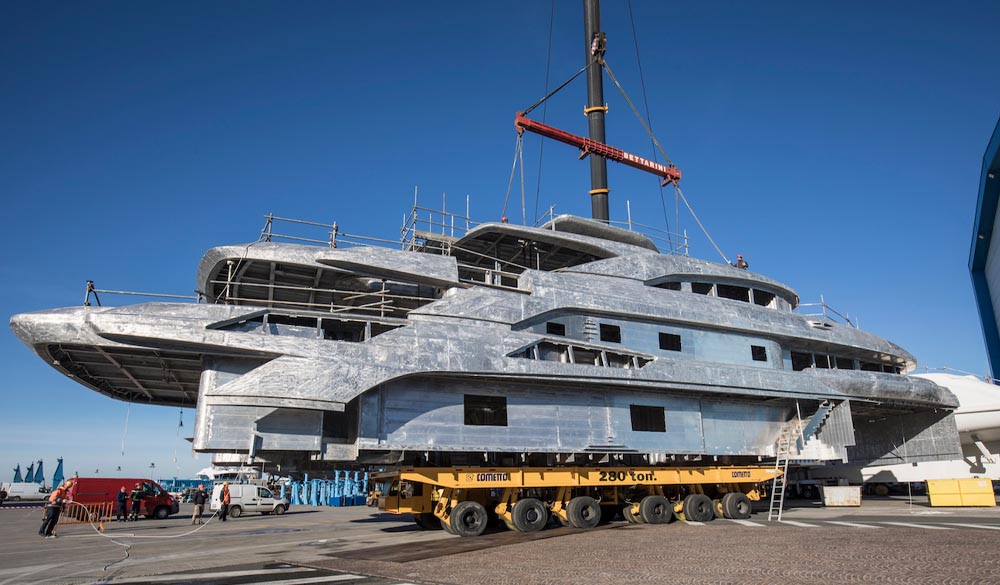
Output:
[{"xmin": 10, "ymin": 209, "xmax": 961, "ymax": 470}]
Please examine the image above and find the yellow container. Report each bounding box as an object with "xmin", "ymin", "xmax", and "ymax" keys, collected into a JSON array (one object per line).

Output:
[{"xmin": 926, "ymin": 479, "xmax": 996, "ymax": 507}]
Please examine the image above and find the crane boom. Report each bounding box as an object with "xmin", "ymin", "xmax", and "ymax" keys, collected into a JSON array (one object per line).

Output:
[{"xmin": 515, "ymin": 112, "xmax": 681, "ymax": 187}]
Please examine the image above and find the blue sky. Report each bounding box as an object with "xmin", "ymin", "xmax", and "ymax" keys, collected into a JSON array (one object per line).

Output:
[{"xmin": 2, "ymin": 1, "xmax": 998, "ymax": 481}]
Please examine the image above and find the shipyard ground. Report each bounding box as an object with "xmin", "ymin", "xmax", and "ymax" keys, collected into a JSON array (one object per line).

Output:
[{"xmin": 1, "ymin": 497, "xmax": 999, "ymax": 585}]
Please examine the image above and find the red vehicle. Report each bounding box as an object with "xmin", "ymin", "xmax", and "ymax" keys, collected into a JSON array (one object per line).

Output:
[{"xmin": 66, "ymin": 478, "xmax": 180, "ymax": 519}]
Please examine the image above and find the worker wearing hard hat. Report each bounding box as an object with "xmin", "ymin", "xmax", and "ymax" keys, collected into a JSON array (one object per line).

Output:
[
  {"xmin": 219, "ymin": 482, "xmax": 232, "ymax": 522},
  {"xmin": 38, "ymin": 481, "xmax": 73, "ymax": 538}
]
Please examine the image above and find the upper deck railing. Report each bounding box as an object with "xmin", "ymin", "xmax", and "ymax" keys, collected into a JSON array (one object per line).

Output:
[
  {"xmin": 81, "ymin": 196, "xmax": 692, "ymax": 307},
  {"xmin": 793, "ymin": 295, "xmax": 858, "ymax": 328}
]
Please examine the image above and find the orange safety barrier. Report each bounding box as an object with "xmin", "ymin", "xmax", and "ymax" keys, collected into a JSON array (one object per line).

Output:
[{"xmin": 43, "ymin": 502, "xmax": 114, "ymax": 529}]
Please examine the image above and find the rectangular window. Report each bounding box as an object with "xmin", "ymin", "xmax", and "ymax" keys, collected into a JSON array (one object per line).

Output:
[
  {"xmin": 630, "ymin": 405, "xmax": 666, "ymax": 432},
  {"xmin": 546, "ymin": 322, "xmax": 566, "ymax": 336},
  {"xmin": 464, "ymin": 395, "xmax": 508, "ymax": 426},
  {"xmin": 572, "ymin": 347, "xmax": 601, "ymax": 365},
  {"xmin": 835, "ymin": 357, "xmax": 855, "ymax": 370},
  {"xmin": 717, "ymin": 284, "xmax": 751, "ymax": 302},
  {"xmin": 659, "ymin": 332, "xmax": 682, "ymax": 352},
  {"xmin": 658, "ymin": 282, "xmax": 682, "ymax": 291},
  {"xmin": 791, "ymin": 351, "xmax": 812, "ymax": 371},
  {"xmin": 599, "ymin": 323, "xmax": 622, "ymax": 343},
  {"xmin": 814, "ymin": 354, "xmax": 831, "ymax": 369},
  {"xmin": 751, "ymin": 345, "xmax": 768, "ymax": 362},
  {"xmin": 692, "ymin": 282, "xmax": 714, "ymax": 295},
  {"xmin": 860, "ymin": 362, "xmax": 881, "ymax": 372},
  {"xmin": 753, "ymin": 290, "xmax": 776, "ymax": 307}
]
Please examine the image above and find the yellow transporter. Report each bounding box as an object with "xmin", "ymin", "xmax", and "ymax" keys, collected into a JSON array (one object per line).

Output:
[{"xmin": 372, "ymin": 465, "xmax": 777, "ymax": 537}]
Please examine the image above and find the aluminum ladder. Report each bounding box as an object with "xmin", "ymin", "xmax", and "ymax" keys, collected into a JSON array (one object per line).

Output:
[{"xmin": 767, "ymin": 417, "xmax": 801, "ymax": 522}]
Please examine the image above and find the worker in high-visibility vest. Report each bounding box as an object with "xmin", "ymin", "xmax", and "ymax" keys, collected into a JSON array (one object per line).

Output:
[
  {"xmin": 38, "ymin": 481, "xmax": 73, "ymax": 538},
  {"xmin": 129, "ymin": 483, "xmax": 144, "ymax": 521}
]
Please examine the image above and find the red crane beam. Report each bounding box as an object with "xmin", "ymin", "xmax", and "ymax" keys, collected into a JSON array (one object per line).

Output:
[{"xmin": 515, "ymin": 112, "xmax": 681, "ymax": 186}]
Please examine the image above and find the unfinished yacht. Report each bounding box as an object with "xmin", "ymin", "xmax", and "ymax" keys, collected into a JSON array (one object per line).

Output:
[
  {"xmin": 9, "ymin": 1, "xmax": 960, "ymax": 473},
  {"xmin": 9, "ymin": 206, "xmax": 961, "ymax": 470}
]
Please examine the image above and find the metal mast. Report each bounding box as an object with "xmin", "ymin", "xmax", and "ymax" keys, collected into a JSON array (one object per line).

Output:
[{"xmin": 583, "ymin": 0, "xmax": 609, "ymax": 222}]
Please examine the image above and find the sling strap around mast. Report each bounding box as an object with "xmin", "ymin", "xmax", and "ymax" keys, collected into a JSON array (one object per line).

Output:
[{"xmin": 514, "ymin": 111, "xmax": 682, "ymax": 187}]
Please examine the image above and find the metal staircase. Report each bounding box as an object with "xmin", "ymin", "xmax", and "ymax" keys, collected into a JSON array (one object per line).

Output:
[{"xmin": 767, "ymin": 400, "xmax": 834, "ymax": 522}]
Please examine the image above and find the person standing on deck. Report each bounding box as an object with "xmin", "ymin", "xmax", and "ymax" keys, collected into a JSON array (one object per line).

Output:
[{"xmin": 733, "ymin": 254, "xmax": 748, "ymax": 269}]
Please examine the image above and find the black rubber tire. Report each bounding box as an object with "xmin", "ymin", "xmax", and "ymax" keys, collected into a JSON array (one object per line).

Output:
[
  {"xmin": 274, "ymin": 504, "xmax": 286, "ymax": 516},
  {"xmin": 440, "ymin": 516, "xmax": 457, "ymax": 534},
  {"xmin": 682, "ymin": 494, "xmax": 714, "ymax": 522},
  {"xmin": 721, "ymin": 492, "xmax": 752, "ymax": 520},
  {"xmin": 154, "ymin": 506, "xmax": 169, "ymax": 520},
  {"xmin": 639, "ymin": 495, "xmax": 672, "ymax": 524},
  {"xmin": 229, "ymin": 506, "xmax": 243, "ymax": 519},
  {"xmin": 566, "ymin": 496, "xmax": 601, "ymax": 529},
  {"xmin": 511, "ymin": 498, "xmax": 548, "ymax": 532},
  {"xmin": 623, "ymin": 504, "xmax": 641, "ymax": 524},
  {"xmin": 418, "ymin": 512, "xmax": 442, "ymax": 529},
  {"xmin": 449, "ymin": 501, "xmax": 488, "ymax": 537}
]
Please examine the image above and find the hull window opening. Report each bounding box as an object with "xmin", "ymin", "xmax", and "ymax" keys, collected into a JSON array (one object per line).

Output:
[
  {"xmin": 546, "ymin": 322, "xmax": 566, "ymax": 336},
  {"xmin": 751, "ymin": 345, "xmax": 767, "ymax": 362},
  {"xmin": 717, "ymin": 284, "xmax": 750, "ymax": 302},
  {"xmin": 659, "ymin": 332, "xmax": 682, "ymax": 352},
  {"xmin": 599, "ymin": 323, "xmax": 622, "ymax": 343},
  {"xmin": 753, "ymin": 289, "xmax": 776, "ymax": 307},
  {"xmin": 630, "ymin": 405, "xmax": 666, "ymax": 432},
  {"xmin": 692, "ymin": 282, "xmax": 714, "ymax": 296},
  {"xmin": 464, "ymin": 395, "xmax": 508, "ymax": 427},
  {"xmin": 791, "ymin": 351, "xmax": 812, "ymax": 371}
]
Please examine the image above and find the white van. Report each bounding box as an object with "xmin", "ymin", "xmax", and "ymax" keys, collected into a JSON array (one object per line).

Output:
[
  {"xmin": 211, "ymin": 483, "xmax": 288, "ymax": 518},
  {"xmin": 1, "ymin": 482, "xmax": 49, "ymax": 502}
]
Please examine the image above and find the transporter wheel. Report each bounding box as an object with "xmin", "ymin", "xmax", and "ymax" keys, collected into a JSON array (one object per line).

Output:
[
  {"xmin": 623, "ymin": 503, "xmax": 641, "ymax": 524},
  {"xmin": 713, "ymin": 499, "xmax": 724, "ymax": 519},
  {"xmin": 721, "ymin": 493, "xmax": 752, "ymax": 520},
  {"xmin": 682, "ymin": 494, "xmax": 714, "ymax": 522},
  {"xmin": 566, "ymin": 496, "xmax": 601, "ymax": 529},
  {"xmin": 153, "ymin": 506, "xmax": 169, "ymax": 520},
  {"xmin": 274, "ymin": 504, "xmax": 286, "ymax": 516},
  {"xmin": 639, "ymin": 495, "xmax": 672, "ymax": 524},
  {"xmin": 418, "ymin": 512, "xmax": 442, "ymax": 530},
  {"xmin": 449, "ymin": 501, "xmax": 488, "ymax": 537},
  {"xmin": 440, "ymin": 516, "xmax": 457, "ymax": 534},
  {"xmin": 511, "ymin": 498, "xmax": 549, "ymax": 532}
]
